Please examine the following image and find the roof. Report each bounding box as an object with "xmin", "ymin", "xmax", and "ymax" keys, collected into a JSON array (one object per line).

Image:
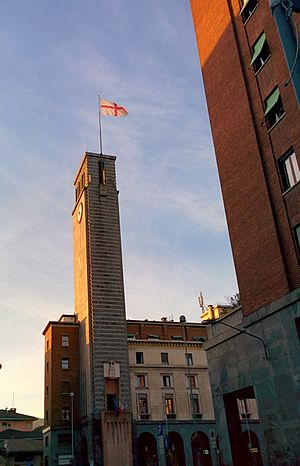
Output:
[
  {"xmin": 0, "ymin": 438, "xmax": 43, "ymax": 454},
  {"xmin": 0, "ymin": 409, "xmax": 37, "ymax": 421},
  {"xmin": 0, "ymin": 429, "xmax": 42, "ymax": 440}
]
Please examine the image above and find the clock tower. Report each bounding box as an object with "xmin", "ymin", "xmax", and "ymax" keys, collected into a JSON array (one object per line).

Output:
[{"xmin": 72, "ymin": 152, "xmax": 132, "ymax": 466}]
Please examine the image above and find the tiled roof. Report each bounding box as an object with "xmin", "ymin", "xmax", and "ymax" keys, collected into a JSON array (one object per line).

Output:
[
  {"xmin": 0, "ymin": 438, "xmax": 43, "ymax": 454},
  {"xmin": 0, "ymin": 428, "xmax": 42, "ymax": 440},
  {"xmin": 0, "ymin": 409, "xmax": 37, "ymax": 421}
]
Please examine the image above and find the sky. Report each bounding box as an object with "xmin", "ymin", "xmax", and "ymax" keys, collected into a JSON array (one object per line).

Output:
[{"xmin": 0, "ymin": 0, "xmax": 237, "ymax": 418}]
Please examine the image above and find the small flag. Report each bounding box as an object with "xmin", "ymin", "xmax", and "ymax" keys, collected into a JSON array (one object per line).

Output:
[{"xmin": 100, "ymin": 99, "xmax": 128, "ymax": 117}]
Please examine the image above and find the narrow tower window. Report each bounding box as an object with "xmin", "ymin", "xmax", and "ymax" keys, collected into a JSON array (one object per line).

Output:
[{"xmin": 99, "ymin": 161, "xmax": 107, "ymax": 185}]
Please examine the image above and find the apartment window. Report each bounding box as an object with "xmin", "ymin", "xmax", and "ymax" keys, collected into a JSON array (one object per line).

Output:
[
  {"xmin": 46, "ymin": 385, "xmax": 48, "ymax": 398},
  {"xmin": 240, "ymin": 0, "xmax": 258, "ymax": 23},
  {"xmin": 62, "ymin": 381, "xmax": 70, "ymax": 394},
  {"xmin": 264, "ymin": 87, "xmax": 284, "ymax": 129},
  {"xmin": 186, "ymin": 353, "xmax": 193, "ymax": 366},
  {"xmin": 137, "ymin": 394, "xmax": 150, "ymax": 420},
  {"xmin": 238, "ymin": 399, "xmax": 251, "ymax": 418},
  {"xmin": 2, "ymin": 422, "xmax": 7, "ymax": 427},
  {"xmin": 186, "ymin": 375, "xmax": 197, "ymax": 389},
  {"xmin": 136, "ymin": 374, "xmax": 147, "ymax": 388},
  {"xmin": 162, "ymin": 375, "xmax": 172, "ymax": 388},
  {"xmin": 250, "ymin": 32, "xmax": 270, "ymax": 73},
  {"xmin": 279, "ymin": 149, "xmax": 300, "ymax": 191},
  {"xmin": 191, "ymin": 394, "xmax": 202, "ymax": 418},
  {"xmin": 136, "ymin": 352, "xmax": 144, "ymax": 364},
  {"xmin": 61, "ymin": 358, "xmax": 69, "ymax": 370},
  {"xmin": 61, "ymin": 407, "xmax": 70, "ymax": 420},
  {"xmin": 164, "ymin": 395, "xmax": 176, "ymax": 419},
  {"xmin": 58, "ymin": 434, "xmax": 72, "ymax": 446},
  {"xmin": 62, "ymin": 335, "xmax": 69, "ymax": 347},
  {"xmin": 161, "ymin": 353, "xmax": 169, "ymax": 365}
]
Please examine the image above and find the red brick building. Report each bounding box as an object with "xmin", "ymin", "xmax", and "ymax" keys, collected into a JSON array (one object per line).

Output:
[
  {"xmin": 43, "ymin": 315, "xmax": 80, "ymax": 466},
  {"xmin": 190, "ymin": 1, "xmax": 300, "ymax": 465}
]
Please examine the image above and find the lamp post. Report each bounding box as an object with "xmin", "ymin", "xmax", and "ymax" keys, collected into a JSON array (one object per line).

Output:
[
  {"xmin": 70, "ymin": 392, "xmax": 74, "ymax": 462},
  {"xmin": 180, "ymin": 315, "xmax": 199, "ymax": 466},
  {"xmin": 203, "ymin": 318, "xmax": 269, "ymax": 359}
]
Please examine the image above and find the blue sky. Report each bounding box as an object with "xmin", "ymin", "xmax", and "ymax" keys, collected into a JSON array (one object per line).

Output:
[{"xmin": 0, "ymin": 0, "xmax": 237, "ymax": 418}]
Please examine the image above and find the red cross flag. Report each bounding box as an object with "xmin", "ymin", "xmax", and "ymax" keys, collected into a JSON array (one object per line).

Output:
[{"xmin": 100, "ymin": 99, "xmax": 128, "ymax": 117}]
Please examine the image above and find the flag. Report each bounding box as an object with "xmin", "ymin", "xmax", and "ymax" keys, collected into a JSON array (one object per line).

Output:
[{"xmin": 100, "ymin": 99, "xmax": 128, "ymax": 117}]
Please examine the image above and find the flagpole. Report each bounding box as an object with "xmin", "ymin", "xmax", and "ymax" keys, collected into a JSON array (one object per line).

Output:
[{"xmin": 98, "ymin": 94, "xmax": 103, "ymax": 155}]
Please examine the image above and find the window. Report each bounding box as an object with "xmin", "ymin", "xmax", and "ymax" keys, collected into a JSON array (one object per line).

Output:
[
  {"xmin": 238, "ymin": 399, "xmax": 251, "ymax": 418},
  {"xmin": 171, "ymin": 335, "xmax": 183, "ymax": 340},
  {"xmin": 45, "ymin": 436, "xmax": 48, "ymax": 447},
  {"xmin": 58, "ymin": 434, "xmax": 72, "ymax": 446},
  {"xmin": 137, "ymin": 394, "xmax": 150, "ymax": 420},
  {"xmin": 99, "ymin": 161, "xmax": 106, "ymax": 185},
  {"xmin": 186, "ymin": 375, "xmax": 197, "ymax": 388},
  {"xmin": 46, "ymin": 362, "xmax": 49, "ymax": 373},
  {"xmin": 62, "ymin": 381, "xmax": 70, "ymax": 394},
  {"xmin": 240, "ymin": 0, "xmax": 258, "ymax": 23},
  {"xmin": 295, "ymin": 316, "xmax": 300, "ymax": 339},
  {"xmin": 264, "ymin": 87, "xmax": 284, "ymax": 129},
  {"xmin": 127, "ymin": 333, "xmax": 136, "ymax": 339},
  {"xmin": 136, "ymin": 352, "xmax": 144, "ymax": 364},
  {"xmin": 2, "ymin": 422, "xmax": 7, "ymax": 427},
  {"xmin": 46, "ymin": 340, "xmax": 49, "ymax": 350},
  {"xmin": 295, "ymin": 225, "xmax": 300, "ymax": 252},
  {"xmin": 162, "ymin": 375, "xmax": 172, "ymax": 388},
  {"xmin": 164, "ymin": 395, "xmax": 176, "ymax": 419},
  {"xmin": 61, "ymin": 407, "xmax": 70, "ymax": 420},
  {"xmin": 62, "ymin": 335, "xmax": 69, "ymax": 347},
  {"xmin": 62, "ymin": 358, "xmax": 69, "ymax": 370},
  {"xmin": 45, "ymin": 410, "xmax": 48, "ymax": 422},
  {"xmin": 191, "ymin": 394, "xmax": 202, "ymax": 418},
  {"xmin": 161, "ymin": 353, "xmax": 169, "ymax": 365},
  {"xmin": 136, "ymin": 374, "xmax": 147, "ymax": 388},
  {"xmin": 148, "ymin": 334, "xmax": 160, "ymax": 340},
  {"xmin": 186, "ymin": 353, "xmax": 193, "ymax": 366},
  {"xmin": 279, "ymin": 149, "xmax": 300, "ymax": 191},
  {"xmin": 46, "ymin": 385, "xmax": 49, "ymax": 398},
  {"xmin": 250, "ymin": 32, "xmax": 270, "ymax": 73}
]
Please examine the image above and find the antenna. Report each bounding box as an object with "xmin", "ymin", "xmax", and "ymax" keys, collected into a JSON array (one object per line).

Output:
[
  {"xmin": 198, "ymin": 291, "xmax": 207, "ymax": 314},
  {"xmin": 12, "ymin": 392, "xmax": 14, "ymax": 408}
]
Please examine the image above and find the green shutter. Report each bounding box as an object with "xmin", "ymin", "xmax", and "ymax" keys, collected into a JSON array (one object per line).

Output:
[
  {"xmin": 250, "ymin": 33, "xmax": 266, "ymax": 66},
  {"xmin": 264, "ymin": 88, "xmax": 280, "ymax": 116}
]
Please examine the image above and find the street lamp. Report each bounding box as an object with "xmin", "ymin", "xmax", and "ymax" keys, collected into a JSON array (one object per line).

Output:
[
  {"xmin": 202, "ymin": 318, "xmax": 269, "ymax": 359},
  {"xmin": 180, "ymin": 315, "xmax": 199, "ymax": 466},
  {"xmin": 70, "ymin": 392, "xmax": 74, "ymax": 461}
]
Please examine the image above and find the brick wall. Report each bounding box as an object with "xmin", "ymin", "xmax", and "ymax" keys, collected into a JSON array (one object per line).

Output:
[{"xmin": 190, "ymin": 0, "xmax": 300, "ymax": 315}]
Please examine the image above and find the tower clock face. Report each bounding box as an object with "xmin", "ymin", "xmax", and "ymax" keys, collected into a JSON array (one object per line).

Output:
[{"xmin": 77, "ymin": 203, "xmax": 83, "ymax": 223}]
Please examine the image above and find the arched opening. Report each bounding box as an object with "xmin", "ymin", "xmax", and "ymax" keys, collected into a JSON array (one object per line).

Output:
[
  {"xmin": 191, "ymin": 431, "xmax": 213, "ymax": 466},
  {"xmin": 137, "ymin": 432, "xmax": 158, "ymax": 466},
  {"xmin": 240, "ymin": 430, "xmax": 263, "ymax": 466},
  {"xmin": 80, "ymin": 435, "xmax": 89, "ymax": 466},
  {"xmin": 166, "ymin": 431, "xmax": 186, "ymax": 466}
]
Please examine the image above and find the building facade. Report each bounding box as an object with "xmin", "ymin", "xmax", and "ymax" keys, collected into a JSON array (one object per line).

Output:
[
  {"xmin": 0, "ymin": 409, "xmax": 37, "ymax": 433},
  {"xmin": 127, "ymin": 318, "xmax": 215, "ymax": 466},
  {"xmin": 190, "ymin": 0, "xmax": 300, "ymax": 465}
]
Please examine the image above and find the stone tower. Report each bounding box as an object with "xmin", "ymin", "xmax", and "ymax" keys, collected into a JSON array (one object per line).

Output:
[{"xmin": 72, "ymin": 152, "xmax": 132, "ymax": 466}]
